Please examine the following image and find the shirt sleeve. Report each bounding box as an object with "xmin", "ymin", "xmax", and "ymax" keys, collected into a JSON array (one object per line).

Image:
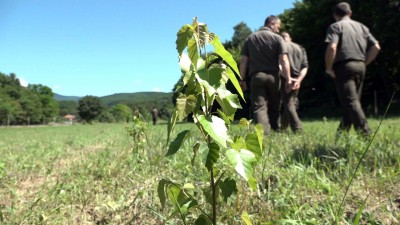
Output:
[
  {"xmin": 300, "ymin": 47, "xmax": 308, "ymax": 69},
  {"xmin": 325, "ymin": 24, "xmax": 340, "ymax": 44},
  {"xmin": 278, "ymin": 36, "xmax": 288, "ymax": 55}
]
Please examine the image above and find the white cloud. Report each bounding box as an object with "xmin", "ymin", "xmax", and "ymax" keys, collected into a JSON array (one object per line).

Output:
[
  {"xmin": 18, "ymin": 78, "xmax": 28, "ymax": 87},
  {"xmin": 152, "ymin": 88, "xmax": 161, "ymax": 92}
]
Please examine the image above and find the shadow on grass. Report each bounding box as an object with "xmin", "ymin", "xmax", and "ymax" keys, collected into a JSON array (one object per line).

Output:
[{"xmin": 289, "ymin": 144, "xmax": 350, "ymax": 171}]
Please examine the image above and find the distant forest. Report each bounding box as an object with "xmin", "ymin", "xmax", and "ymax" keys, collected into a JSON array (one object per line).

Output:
[{"xmin": 0, "ymin": 72, "xmax": 173, "ymax": 125}]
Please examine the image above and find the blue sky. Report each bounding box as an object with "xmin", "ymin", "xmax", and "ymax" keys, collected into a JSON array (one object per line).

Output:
[{"xmin": 0, "ymin": 0, "xmax": 295, "ymax": 97}]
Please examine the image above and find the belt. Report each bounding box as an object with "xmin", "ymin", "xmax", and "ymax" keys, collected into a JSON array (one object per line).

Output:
[{"xmin": 333, "ymin": 59, "xmax": 364, "ymax": 67}]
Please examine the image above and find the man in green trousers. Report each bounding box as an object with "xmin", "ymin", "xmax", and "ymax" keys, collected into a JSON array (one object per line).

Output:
[
  {"xmin": 325, "ymin": 2, "xmax": 380, "ymax": 137},
  {"xmin": 239, "ymin": 15, "xmax": 291, "ymax": 135},
  {"xmin": 281, "ymin": 32, "xmax": 308, "ymax": 133}
]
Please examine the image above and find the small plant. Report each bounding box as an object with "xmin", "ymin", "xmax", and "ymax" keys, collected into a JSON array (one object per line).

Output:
[
  {"xmin": 158, "ymin": 18, "xmax": 264, "ymax": 225},
  {"xmin": 126, "ymin": 111, "xmax": 148, "ymax": 152}
]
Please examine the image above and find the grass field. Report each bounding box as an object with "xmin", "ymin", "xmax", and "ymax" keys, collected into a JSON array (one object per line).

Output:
[{"xmin": 0, "ymin": 118, "xmax": 399, "ymax": 224}]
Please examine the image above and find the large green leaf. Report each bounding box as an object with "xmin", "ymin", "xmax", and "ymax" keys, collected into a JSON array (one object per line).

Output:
[
  {"xmin": 197, "ymin": 64, "xmax": 224, "ymax": 88},
  {"xmin": 195, "ymin": 73, "xmax": 216, "ymax": 98},
  {"xmin": 226, "ymin": 148, "xmax": 257, "ymax": 181},
  {"xmin": 211, "ymin": 36, "xmax": 239, "ymax": 75},
  {"xmin": 188, "ymin": 38, "xmax": 199, "ymax": 67},
  {"xmin": 225, "ymin": 66, "xmax": 244, "ymax": 100},
  {"xmin": 166, "ymin": 130, "xmax": 190, "ymax": 156},
  {"xmin": 179, "ymin": 53, "xmax": 191, "ymax": 73},
  {"xmin": 211, "ymin": 36, "xmax": 244, "ymax": 99},
  {"xmin": 205, "ymin": 142, "xmax": 220, "ymax": 171},
  {"xmin": 176, "ymin": 94, "xmax": 197, "ymax": 121},
  {"xmin": 244, "ymin": 133, "xmax": 262, "ymax": 160},
  {"xmin": 157, "ymin": 179, "xmax": 169, "ymax": 209},
  {"xmin": 218, "ymin": 178, "xmax": 237, "ymax": 203},
  {"xmin": 176, "ymin": 24, "xmax": 194, "ymax": 56},
  {"xmin": 197, "ymin": 115, "xmax": 230, "ymax": 148}
]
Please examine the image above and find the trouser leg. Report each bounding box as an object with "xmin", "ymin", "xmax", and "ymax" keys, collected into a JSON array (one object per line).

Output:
[
  {"xmin": 267, "ymin": 76, "xmax": 281, "ymax": 132},
  {"xmin": 280, "ymin": 84, "xmax": 290, "ymax": 131},
  {"xmin": 334, "ymin": 61, "xmax": 371, "ymax": 136},
  {"xmin": 250, "ymin": 72, "xmax": 280, "ymax": 135},
  {"xmin": 285, "ymin": 89, "xmax": 303, "ymax": 132}
]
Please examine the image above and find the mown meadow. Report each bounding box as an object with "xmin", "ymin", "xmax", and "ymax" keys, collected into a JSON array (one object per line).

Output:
[{"xmin": 0, "ymin": 117, "xmax": 399, "ymax": 224}]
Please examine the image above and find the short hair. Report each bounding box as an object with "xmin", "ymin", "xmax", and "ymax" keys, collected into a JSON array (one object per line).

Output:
[
  {"xmin": 334, "ymin": 2, "xmax": 352, "ymax": 17},
  {"xmin": 264, "ymin": 15, "xmax": 280, "ymax": 26}
]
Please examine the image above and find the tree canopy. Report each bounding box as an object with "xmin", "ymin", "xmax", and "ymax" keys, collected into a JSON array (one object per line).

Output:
[
  {"xmin": 0, "ymin": 72, "xmax": 59, "ymax": 125},
  {"xmin": 77, "ymin": 95, "xmax": 104, "ymax": 124}
]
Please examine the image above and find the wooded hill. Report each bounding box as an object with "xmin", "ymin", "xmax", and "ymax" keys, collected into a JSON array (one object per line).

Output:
[{"xmin": 55, "ymin": 92, "xmax": 172, "ymax": 107}]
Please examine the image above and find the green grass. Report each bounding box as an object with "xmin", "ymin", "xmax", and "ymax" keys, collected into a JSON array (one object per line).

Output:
[{"xmin": 0, "ymin": 118, "xmax": 399, "ymax": 224}]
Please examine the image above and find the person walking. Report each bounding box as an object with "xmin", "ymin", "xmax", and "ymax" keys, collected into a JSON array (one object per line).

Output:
[
  {"xmin": 280, "ymin": 32, "xmax": 308, "ymax": 133},
  {"xmin": 239, "ymin": 15, "xmax": 292, "ymax": 135},
  {"xmin": 151, "ymin": 107, "xmax": 158, "ymax": 125},
  {"xmin": 325, "ymin": 2, "xmax": 380, "ymax": 137}
]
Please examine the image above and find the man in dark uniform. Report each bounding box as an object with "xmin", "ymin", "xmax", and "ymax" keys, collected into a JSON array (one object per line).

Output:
[
  {"xmin": 151, "ymin": 107, "xmax": 158, "ymax": 125},
  {"xmin": 280, "ymin": 32, "xmax": 308, "ymax": 133},
  {"xmin": 239, "ymin": 15, "xmax": 291, "ymax": 135},
  {"xmin": 325, "ymin": 2, "xmax": 380, "ymax": 137}
]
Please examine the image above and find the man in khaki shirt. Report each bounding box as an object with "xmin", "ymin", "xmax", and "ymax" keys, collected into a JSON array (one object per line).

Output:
[
  {"xmin": 325, "ymin": 2, "xmax": 380, "ymax": 137},
  {"xmin": 240, "ymin": 15, "xmax": 291, "ymax": 135},
  {"xmin": 281, "ymin": 32, "xmax": 308, "ymax": 133}
]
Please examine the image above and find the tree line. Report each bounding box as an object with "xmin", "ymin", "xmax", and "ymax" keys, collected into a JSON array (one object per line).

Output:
[
  {"xmin": 0, "ymin": 72, "xmax": 59, "ymax": 125},
  {"xmin": 0, "ymin": 72, "xmax": 173, "ymax": 126}
]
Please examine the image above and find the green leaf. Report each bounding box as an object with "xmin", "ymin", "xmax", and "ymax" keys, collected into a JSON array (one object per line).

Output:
[
  {"xmin": 195, "ymin": 73, "xmax": 216, "ymax": 100},
  {"xmin": 211, "ymin": 36, "xmax": 244, "ymax": 99},
  {"xmin": 353, "ymin": 195, "xmax": 368, "ymax": 225},
  {"xmin": 247, "ymin": 175, "xmax": 258, "ymax": 191},
  {"xmin": 167, "ymin": 110, "xmax": 178, "ymax": 144},
  {"xmin": 241, "ymin": 211, "xmax": 253, "ymax": 225},
  {"xmin": 226, "ymin": 148, "xmax": 257, "ymax": 181},
  {"xmin": 239, "ymin": 118, "xmax": 251, "ymax": 129},
  {"xmin": 195, "ymin": 214, "xmax": 212, "ymax": 225},
  {"xmin": 157, "ymin": 179, "xmax": 169, "ymax": 209},
  {"xmin": 197, "ymin": 115, "xmax": 230, "ymax": 148},
  {"xmin": 218, "ymin": 178, "xmax": 237, "ymax": 202},
  {"xmin": 205, "ymin": 142, "xmax": 220, "ymax": 171},
  {"xmin": 217, "ymin": 109, "xmax": 231, "ymax": 125},
  {"xmin": 254, "ymin": 123, "xmax": 264, "ymax": 148},
  {"xmin": 198, "ymin": 65, "xmax": 224, "ymax": 88},
  {"xmin": 176, "ymin": 24, "xmax": 194, "ymax": 56},
  {"xmin": 230, "ymin": 136, "xmax": 246, "ymax": 151},
  {"xmin": 216, "ymin": 86, "xmax": 241, "ymax": 120},
  {"xmin": 176, "ymin": 94, "xmax": 197, "ymax": 121},
  {"xmin": 245, "ymin": 133, "xmax": 262, "ymax": 160},
  {"xmin": 179, "ymin": 53, "xmax": 191, "ymax": 73},
  {"xmin": 188, "ymin": 38, "xmax": 199, "ymax": 67},
  {"xmin": 166, "ymin": 130, "xmax": 190, "ymax": 156}
]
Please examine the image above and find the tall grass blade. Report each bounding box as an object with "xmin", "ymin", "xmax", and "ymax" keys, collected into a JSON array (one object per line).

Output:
[
  {"xmin": 335, "ymin": 91, "xmax": 395, "ymax": 224},
  {"xmin": 353, "ymin": 194, "xmax": 369, "ymax": 225}
]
